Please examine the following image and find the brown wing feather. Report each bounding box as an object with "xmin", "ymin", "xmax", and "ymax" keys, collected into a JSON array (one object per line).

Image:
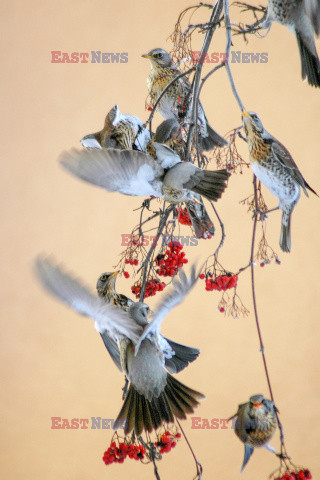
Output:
[{"xmin": 271, "ymin": 140, "xmax": 317, "ymax": 196}]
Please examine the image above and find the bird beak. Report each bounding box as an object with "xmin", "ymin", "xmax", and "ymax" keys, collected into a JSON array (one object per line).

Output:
[
  {"xmin": 193, "ymin": 197, "xmax": 202, "ymax": 205},
  {"xmin": 142, "ymin": 53, "xmax": 153, "ymax": 59},
  {"xmin": 242, "ymin": 110, "xmax": 250, "ymax": 118},
  {"xmin": 109, "ymin": 271, "xmax": 119, "ymax": 278}
]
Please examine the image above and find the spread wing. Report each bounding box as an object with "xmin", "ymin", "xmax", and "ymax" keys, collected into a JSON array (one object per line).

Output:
[
  {"xmin": 59, "ymin": 148, "xmax": 164, "ymax": 198},
  {"xmin": 34, "ymin": 256, "xmax": 143, "ymax": 344},
  {"xmin": 271, "ymin": 140, "xmax": 317, "ymax": 196},
  {"xmin": 134, "ymin": 266, "xmax": 198, "ymax": 355}
]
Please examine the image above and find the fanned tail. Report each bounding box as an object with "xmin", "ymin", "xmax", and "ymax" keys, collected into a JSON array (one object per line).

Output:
[
  {"xmin": 113, "ymin": 374, "xmax": 205, "ymax": 435},
  {"xmin": 191, "ymin": 169, "xmax": 230, "ymax": 202},
  {"xmin": 199, "ymin": 122, "xmax": 229, "ymax": 151},
  {"xmin": 296, "ymin": 31, "xmax": 320, "ymax": 87}
]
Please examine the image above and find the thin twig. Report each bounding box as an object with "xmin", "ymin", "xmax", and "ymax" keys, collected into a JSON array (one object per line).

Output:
[
  {"xmin": 223, "ymin": 0, "xmax": 245, "ymax": 111},
  {"xmin": 210, "ymin": 201, "xmax": 226, "ymax": 257},
  {"xmin": 186, "ymin": 0, "xmax": 224, "ymax": 156},
  {"xmin": 139, "ymin": 205, "xmax": 174, "ymax": 301},
  {"xmin": 250, "ymin": 176, "xmax": 286, "ymax": 454},
  {"xmin": 176, "ymin": 419, "xmax": 202, "ymax": 479}
]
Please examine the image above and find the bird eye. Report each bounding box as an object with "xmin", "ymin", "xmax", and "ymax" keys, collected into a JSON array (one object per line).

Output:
[
  {"xmin": 100, "ymin": 274, "xmax": 108, "ymax": 281},
  {"xmin": 155, "ymin": 53, "xmax": 163, "ymax": 58},
  {"xmin": 251, "ymin": 114, "xmax": 258, "ymax": 120}
]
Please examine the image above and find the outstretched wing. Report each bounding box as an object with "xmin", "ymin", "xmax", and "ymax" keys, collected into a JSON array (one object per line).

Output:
[
  {"xmin": 59, "ymin": 148, "xmax": 164, "ymax": 198},
  {"xmin": 35, "ymin": 256, "xmax": 143, "ymax": 344},
  {"xmin": 134, "ymin": 266, "xmax": 198, "ymax": 355}
]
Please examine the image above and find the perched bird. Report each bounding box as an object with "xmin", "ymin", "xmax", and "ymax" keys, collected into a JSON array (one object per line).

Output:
[
  {"xmin": 147, "ymin": 118, "xmax": 186, "ymax": 160},
  {"xmin": 229, "ymin": 394, "xmax": 278, "ymax": 472},
  {"xmin": 80, "ymin": 105, "xmax": 150, "ymax": 152},
  {"xmin": 59, "ymin": 144, "xmax": 230, "ymax": 204},
  {"xmin": 96, "ymin": 269, "xmax": 200, "ymax": 374},
  {"xmin": 242, "ymin": 111, "xmax": 317, "ymax": 252},
  {"xmin": 263, "ymin": 0, "xmax": 320, "ymax": 87},
  {"xmin": 142, "ymin": 48, "xmax": 228, "ymax": 150},
  {"xmin": 35, "ymin": 257, "xmax": 204, "ymax": 435}
]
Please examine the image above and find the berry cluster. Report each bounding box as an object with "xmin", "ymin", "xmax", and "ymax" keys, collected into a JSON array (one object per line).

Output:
[
  {"xmin": 204, "ymin": 273, "xmax": 238, "ymax": 291},
  {"xmin": 275, "ymin": 470, "xmax": 312, "ymax": 480},
  {"xmin": 103, "ymin": 441, "xmax": 146, "ymax": 466},
  {"xmin": 125, "ymin": 258, "xmax": 139, "ymax": 266},
  {"xmin": 176, "ymin": 207, "xmax": 192, "ymax": 226},
  {"xmin": 131, "ymin": 278, "xmax": 166, "ymax": 298},
  {"xmin": 155, "ymin": 242, "xmax": 188, "ymax": 277},
  {"xmin": 155, "ymin": 431, "xmax": 181, "ymax": 454}
]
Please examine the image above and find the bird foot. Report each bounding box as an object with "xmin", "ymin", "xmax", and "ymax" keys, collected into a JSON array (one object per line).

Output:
[
  {"xmin": 142, "ymin": 198, "xmax": 152, "ymax": 210},
  {"xmin": 276, "ymin": 452, "xmax": 290, "ymax": 460},
  {"xmin": 253, "ymin": 209, "xmax": 269, "ymax": 221}
]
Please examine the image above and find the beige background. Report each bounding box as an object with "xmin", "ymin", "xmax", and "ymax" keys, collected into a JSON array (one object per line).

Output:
[{"xmin": 1, "ymin": 1, "xmax": 320, "ymax": 479}]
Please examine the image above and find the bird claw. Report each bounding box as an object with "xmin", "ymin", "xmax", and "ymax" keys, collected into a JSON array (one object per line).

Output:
[
  {"xmin": 276, "ymin": 452, "xmax": 290, "ymax": 460},
  {"xmin": 253, "ymin": 209, "xmax": 269, "ymax": 221},
  {"xmin": 142, "ymin": 198, "xmax": 152, "ymax": 210}
]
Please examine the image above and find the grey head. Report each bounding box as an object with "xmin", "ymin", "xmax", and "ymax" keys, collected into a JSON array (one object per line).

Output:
[
  {"xmin": 249, "ymin": 393, "xmax": 274, "ymax": 411},
  {"xmin": 129, "ymin": 302, "xmax": 151, "ymax": 326},
  {"xmin": 142, "ymin": 48, "xmax": 175, "ymax": 68}
]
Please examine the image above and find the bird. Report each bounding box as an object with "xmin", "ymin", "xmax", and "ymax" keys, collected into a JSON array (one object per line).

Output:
[
  {"xmin": 142, "ymin": 48, "xmax": 228, "ymax": 150},
  {"xmin": 96, "ymin": 271, "xmax": 134, "ymax": 311},
  {"xmin": 147, "ymin": 118, "xmax": 186, "ymax": 160},
  {"xmin": 242, "ymin": 110, "xmax": 317, "ymax": 252},
  {"xmin": 228, "ymin": 394, "xmax": 278, "ymax": 472},
  {"xmin": 35, "ymin": 257, "xmax": 205, "ymax": 435},
  {"xmin": 147, "ymin": 119, "xmax": 216, "ymax": 238},
  {"xmin": 262, "ymin": 0, "xmax": 320, "ymax": 87},
  {"xmin": 59, "ymin": 144, "xmax": 230, "ymax": 205},
  {"xmin": 96, "ymin": 269, "xmax": 200, "ymax": 374},
  {"xmin": 80, "ymin": 104, "xmax": 151, "ymax": 152}
]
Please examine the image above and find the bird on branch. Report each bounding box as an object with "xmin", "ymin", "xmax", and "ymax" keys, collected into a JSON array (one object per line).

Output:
[
  {"xmin": 242, "ymin": 110, "xmax": 317, "ymax": 252},
  {"xmin": 59, "ymin": 144, "xmax": 230, "ymax": 205},
  {"xmin": 142, "ymin": 48, "xmax": 228, "ymax": 150},
  {"xmin": 229, "ymin": 394, "xmax": 278, "ymax": 472},
  {"xmin": 80, "ymin": 104, "xmax": 151, "ymax": 151}
]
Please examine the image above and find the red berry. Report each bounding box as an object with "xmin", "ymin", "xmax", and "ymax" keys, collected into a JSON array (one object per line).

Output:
[
  {"xmin": 123, "ymin": 271, "xmax": 130, "ymax": 279},
  {"xmin": 199, "ymin": 273, "xmax": 205, "ymax": 279},
  {"xmin": 219, "ymin": 307, "xmax": 225, "ymax": 313}
]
